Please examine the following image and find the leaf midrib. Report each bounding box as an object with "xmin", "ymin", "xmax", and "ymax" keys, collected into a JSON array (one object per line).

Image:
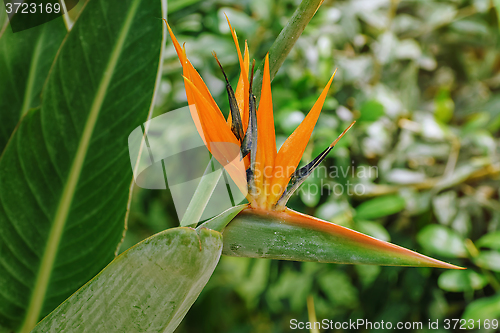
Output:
[
  {"xmin": 19, "ymin": 29, "xmax": 46, "ymax": 118},
  {"xmin": 18, "ymin": 1, "xmax": 142, "ymax": 331}
]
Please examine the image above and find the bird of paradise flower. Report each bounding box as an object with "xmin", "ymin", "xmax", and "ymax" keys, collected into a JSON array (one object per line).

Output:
[{"xmin": 165, "ymin": 18, "xmax": 463, "ymax": 270}]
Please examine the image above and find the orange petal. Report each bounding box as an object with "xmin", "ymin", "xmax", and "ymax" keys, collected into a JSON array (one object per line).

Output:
[
  {"xmin": 229, "ymin": 41, "xmax": 250, "ymax": 132},
  {"xmin": 186, "ymin": 76, "xmax": 248, "ymax": 194},
  {"xmin": 254, "ymin": 54, "xmax": 277, "ymax": 207},
  {"xmin": 184, "ymin": 77, "xmax": 248, "ymax": 189},
  {"xmin": 225, "ymin": 15, "xmax": 249, "ymax": 132},
  {"xmin": 165, "ymin": 20, "xmax": 186, "ymax": 63},
  {"xmin": 269, "ymin": 70, "xmax": 336, "ymax": 204},
  {"xmin": 212, "ymin": 143, "xmax": 248, "ymax": 197},
  {"xmin": 166, "ymin": 21, "xmax": 227, "ymax": 142},
  {"xmin": 242, "ymin": 154, "xmax": 250, "ymax": 171},
  {"xmin": 183, "ymin": 77, "xmax": 238, "ymax": 146}
]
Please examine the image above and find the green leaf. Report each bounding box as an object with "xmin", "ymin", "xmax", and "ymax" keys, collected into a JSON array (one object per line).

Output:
[
  {"xmin": 438, "ymin": 270, "xmax": 488, "ymax": 292},
  {"xmin": 474, "ymin": 251, "xmax": 500, "ymax": 272},
  {"xmin": 0, "ymin": 0, "xmax": 165, "ymax": 331},
  {"xmin": 355, "ymin": 195, "xmax": 406, "ymax": 220},
  {"xmin": 433, "ymin": 88, "xmax": 454, "ymax": 123},
  {"xmin": 222, "ymin": 208, "xmax": 462, "ymax": 269},
  {"xmin": 31, "ymin": 227, "xmax": 223, "ymax": 333},
  {"xmin": 358, "ymin": 100, "xmax": 385, "ymax": 122},
  {"xmin": 432, "ymin": 191, "xmax": 457, "ymax": 225},
  {"xmin": 417, "ymin": 225, "xmax": 467, "ymax": 258},
  {"xmin": 476, "ymin": 231, "xmax": 500, "ymax": 251},
  {"xmin": 0, "ymin": 17, "xmax": 66, "ymax": 153},
  {"xmin": 462, "ymin": 293, "xmax": 500, "ymax": 321}
]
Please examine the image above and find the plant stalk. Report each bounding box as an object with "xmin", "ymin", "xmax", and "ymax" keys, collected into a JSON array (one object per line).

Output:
[{"xmin": 253, "ymin": 0, "xmax": 324, "ymax": 102}]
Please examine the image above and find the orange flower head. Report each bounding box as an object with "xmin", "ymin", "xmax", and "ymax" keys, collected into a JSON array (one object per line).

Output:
[{"xmin": 165, "ymin": 19, "xmax": 354, "ymax": 211}]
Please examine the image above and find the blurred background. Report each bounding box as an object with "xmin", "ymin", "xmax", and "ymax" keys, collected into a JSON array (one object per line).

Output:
[{"xmin": 122, "ymin": 0, "xmax": 500, "ymax": 332}]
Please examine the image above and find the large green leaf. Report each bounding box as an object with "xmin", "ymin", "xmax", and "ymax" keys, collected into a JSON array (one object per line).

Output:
[
  {"xmin": 222, "ymin": 208, "xmax": 463, "ymax": 269},
  {"xmin": 0, "ymin": 17, "xmax": 66, "ymax": 153},
  {"xmin": 0, "ymin": 0, "xmax": 165, "ymax": 331},
  {"xmin": 31, "ymin": 227, "xmax": 223, "ymax": 333}
]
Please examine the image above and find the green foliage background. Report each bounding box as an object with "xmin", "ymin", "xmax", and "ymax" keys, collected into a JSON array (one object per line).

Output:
[{"xmin": 122, "ymin": 0, "xmax": 500, "ymax": 332}]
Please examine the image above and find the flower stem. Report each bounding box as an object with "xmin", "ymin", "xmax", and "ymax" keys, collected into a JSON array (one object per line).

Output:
[{"xmin": 253, "ymin": 0, "xmax": 324, "ymax": 102}]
